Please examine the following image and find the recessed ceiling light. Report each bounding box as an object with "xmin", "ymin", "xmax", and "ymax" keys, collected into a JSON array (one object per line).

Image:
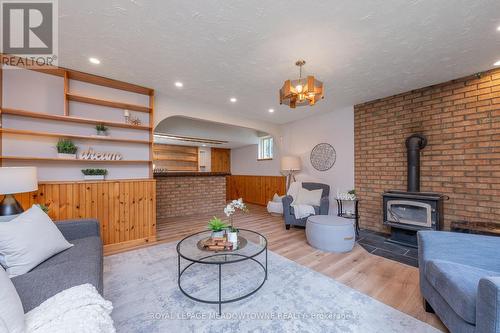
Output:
[
  {"xmin": 494, "ymin": 60, "xmax": 500, "ymax": 67},
  {"xmin": 497, "ymin": 25, "xmax": 500, "ymax": 31},
  {"xmin": 202, "ymin": 144, "xmax": 207, "ymax": 147},
  {"xmin": 230, "ymin": 97, "xmax": 237, "ymax": 103},
  {"xmin": 174, "ymin": 81, "xmax": 183, "ymax": 88},
  {"xmin": 268, "ymin": 108, "xmax": 275, "ymax": 113},
  {"xmin": 89, "ymin": 57, "xmax": 100, "ymax": 65}
]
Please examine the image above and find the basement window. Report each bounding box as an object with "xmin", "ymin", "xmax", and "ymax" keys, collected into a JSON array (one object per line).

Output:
[{"xmin": 258, "ymin": 136, "xmax": 273, "ymax": 160}]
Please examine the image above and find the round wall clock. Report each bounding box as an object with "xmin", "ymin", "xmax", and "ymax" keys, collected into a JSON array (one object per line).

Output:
[{"xmin": 310, "ymin": 143, "xmax": 336, "ymax": 171}]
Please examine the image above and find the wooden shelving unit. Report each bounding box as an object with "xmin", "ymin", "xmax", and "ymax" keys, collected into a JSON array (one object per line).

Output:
[
  {"xmin": 0, "ymin": 54, "xmax": 155, "ymax": 178},
  {"xmin": 153, "ymin": 144, "xmax": 199, "ymax": 171}
]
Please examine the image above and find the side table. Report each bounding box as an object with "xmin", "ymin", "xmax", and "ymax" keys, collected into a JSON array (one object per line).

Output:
[{"xmin": 335, "ymin": 198, "xmax": 360, "ymax": 237}]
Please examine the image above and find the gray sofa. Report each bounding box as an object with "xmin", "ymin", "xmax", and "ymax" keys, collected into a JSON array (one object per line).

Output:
[
  {"xmin": 282, "ymin": 182, "xmax": 330, "ymax": 229},
  {"xmin": 418, "ymin": 231, "xmax": 500, "ymax": 333},
  {"xmin": 11, "ymin": 219, "xmax": 103, "ymax": 312}
]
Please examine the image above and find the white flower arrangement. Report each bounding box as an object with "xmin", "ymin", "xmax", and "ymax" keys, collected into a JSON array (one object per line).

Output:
[{"xmin": 224, "ymin": 198, "xmax": 248, "ymax": 230}]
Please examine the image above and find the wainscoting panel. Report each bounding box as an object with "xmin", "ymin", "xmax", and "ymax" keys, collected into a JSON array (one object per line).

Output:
[
  {"xmin": 4, "ymin": 179, "xmax": 156, "ymax": 250},
  {"xmin": 226, "ymin": 175, "xmax": 286, "ymax": 206}
]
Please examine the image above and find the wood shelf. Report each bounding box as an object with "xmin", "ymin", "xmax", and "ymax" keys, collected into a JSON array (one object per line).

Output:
[
  {"xmin": 66, "ymin": 93, "xmax": 152, "ymax": 113},
  {"xmin": 153, "ymin": 157, "xmax": 198, "ymax": 162},
  {"xmin": 1, "ymin": 156, "xmax": 150, "ymax": 163},
  {"xmin": 2, "ymin": 108, "xmax": 152, "ymax": 131},
  {"xmin": 0, "ymin": 128, "xmax": 151, "ymax": 144}
]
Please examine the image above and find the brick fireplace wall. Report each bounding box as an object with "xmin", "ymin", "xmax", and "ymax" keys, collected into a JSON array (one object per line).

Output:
[
  {"xmin": 156, "ymin": 175, "xmax": 226, "ymax": 219},
  {"xmin": 355, "ymin": 67, "xmax": 500, "ymax": 232}
]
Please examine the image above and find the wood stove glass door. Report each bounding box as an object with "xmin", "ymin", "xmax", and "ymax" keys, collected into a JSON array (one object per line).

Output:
[{"xmin": 386, "ymin": 200, "xmax": 432, "ymax": 228}]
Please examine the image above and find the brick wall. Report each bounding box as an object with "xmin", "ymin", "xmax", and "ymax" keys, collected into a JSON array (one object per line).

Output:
[
  {"xmin": 156, "ymin": 176, "xmax": 226, "ymax": 219},
  {"xmin": 354, "ymin": 68, "xmax": 500, "ymax": 233}
]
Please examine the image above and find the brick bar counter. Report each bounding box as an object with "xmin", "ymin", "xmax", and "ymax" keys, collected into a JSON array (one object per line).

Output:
[{"xmin": 155, "ymin": 172, "xmax": 229, "ymax": 219}]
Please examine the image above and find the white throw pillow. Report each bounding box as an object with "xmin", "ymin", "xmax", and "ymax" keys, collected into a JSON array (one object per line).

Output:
[
  {"xmin": 0, "ymin": 266, "xmax": 25, "ymax": 333},
  {"xmin": 0, "ymin": 205, "xmax": 73, "ymax": 277},
  {"xmin": 293, "ymin": 188, "xmax": 323, "ymax": 206}
]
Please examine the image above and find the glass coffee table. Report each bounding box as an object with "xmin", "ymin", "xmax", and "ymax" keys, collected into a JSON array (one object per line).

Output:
[{"xmin": 176, "ymin": 229, "xmax": 268, "ymax": 314}]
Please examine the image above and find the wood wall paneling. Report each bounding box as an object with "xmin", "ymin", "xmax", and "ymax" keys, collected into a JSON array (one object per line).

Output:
[
  {"xmin": 226, "ymin": 175, "xmax": 286, "ymax": 205},
  {"xmin": 211, "ymin": 148, "xmax": 231, "ymax": 173},
  {"xmin": 1, "ymin": 180, "xmax": 156, "ymax": 250}
]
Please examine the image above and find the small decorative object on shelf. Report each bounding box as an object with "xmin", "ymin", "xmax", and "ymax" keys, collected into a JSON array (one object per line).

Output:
[
  {"xmin": 336, "ymin": 189, "xmax": 356, "ymax": 201},
  {"xmin": 123, "ymin": 109, "xmax": 142, "ymax": 126},
  {"xmin": 207, "ymin": 216, "xmax": 228, "ymax": 238},
  {"xmin": 95, "ymin": 124, "xmax": 108, "ymax": 136},
  {"xmin": 128, "ymin": 116, "xmax": 142, "ymax": 126},
  {"xmin": 79, "ymin": 148, "xmax": 123, "ymax": 161},
  {"xmin": 56, "ymin": 139, "xmax": 78, "ymax": 159},
  {"xmin": 81, "ymin": 168, "xmax": 108, "ymax": 180},
  {"xmin": 123, "ymin": 109, "xmax": 130, "ymax": 123}
]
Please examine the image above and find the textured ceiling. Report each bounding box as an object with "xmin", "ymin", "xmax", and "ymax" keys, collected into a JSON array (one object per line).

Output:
[{"xmin": 58, "ymin": 0, "xmax": 500, "ymax": 124}]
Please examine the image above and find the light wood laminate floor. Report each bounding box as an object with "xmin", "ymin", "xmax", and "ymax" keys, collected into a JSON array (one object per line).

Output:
[{"xmin": 126, "ymin": 204, "xmax": 447, "ymax": 331}]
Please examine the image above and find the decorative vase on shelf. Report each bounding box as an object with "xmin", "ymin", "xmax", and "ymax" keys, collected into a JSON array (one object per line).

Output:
[
  {"xmin": 96, "ymin": 130, "xmax": 107, "ymax": 136},
  {"xmin": 84, "ymin": 175, "xmax": 105, "ymax": 181},
  {"xmin": 57, "ymin": 153, "xmax": 77, "ymax": 160}
]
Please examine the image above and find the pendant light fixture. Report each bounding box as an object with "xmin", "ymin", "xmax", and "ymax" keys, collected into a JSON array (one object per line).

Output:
[{"xmin": 279, "ymin": 60, "xmax": 324, "ymax": 108}]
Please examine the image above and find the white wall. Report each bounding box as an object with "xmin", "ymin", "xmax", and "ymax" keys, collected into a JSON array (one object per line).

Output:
[
  {"xmin": 230, "ymin": 106, "xmax": 355, "ymax": 212},
  {"xmin": 230, "ymin": 141, "xmax": 281, "ymax": 176},
  {"xmin": 280, "ymin": 106, "xmax": 355, "ymax": 212}
]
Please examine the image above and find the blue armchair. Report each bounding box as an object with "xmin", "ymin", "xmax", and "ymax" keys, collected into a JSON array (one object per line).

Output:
[
  {"xmin": 282, "ymin": 182, "xmax": 330, "ymax": 229},
  {"xmin": 418, "ymin": 231, "xmax": 500, "ymax": 333}
]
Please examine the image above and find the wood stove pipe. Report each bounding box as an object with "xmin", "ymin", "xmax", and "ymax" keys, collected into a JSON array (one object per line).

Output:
[{"xmin": 405, "ymin": 134, "xmax": 427, "ymax": 192}]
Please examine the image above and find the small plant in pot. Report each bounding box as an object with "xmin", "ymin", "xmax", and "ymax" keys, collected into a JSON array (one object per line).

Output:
[
  {"xmin": 56, "ymin": 139, "xmax": 78, "ymax": 159},
  {"xmin": 95, "ymin": 123, "xmax": 108, "ymax": 136},
  {"xmin": 208, "ymin": 216, "xmax": 228, "ymax": 238},
  {"xmin": 82, "ymin": 168, "xmax": 108, "ymax": 180}
]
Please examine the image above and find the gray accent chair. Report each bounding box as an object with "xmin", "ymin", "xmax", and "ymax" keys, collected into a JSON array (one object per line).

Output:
[
  {"xmin": 11, "ymin": 219, "xmax": 103, "ymax": 312},
  {"xmin": 418, "ymin": 231, "xmax": 500, "ymax": 333},
  {"xmin": 282, "ymin": 182, "xmax": 330, "ymax": 229}
]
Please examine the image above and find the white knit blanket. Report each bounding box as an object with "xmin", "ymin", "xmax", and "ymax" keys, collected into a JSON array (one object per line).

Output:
[
  {"xmin": 291, "ymin": 204, "xmax": 316, "ymax": 219},
  {"xmin": 25, "ymin": 284, "xmax": 115, "ymax": 333}
]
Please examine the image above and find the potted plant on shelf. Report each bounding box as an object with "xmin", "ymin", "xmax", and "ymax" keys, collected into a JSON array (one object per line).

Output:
[
  {"xmin": 81, "ymin": 168, "xmax": 108, "ymax": 180},
  {"xmin": 56, "ymin": 139, "xmax": 78, "ymax": 159},
  {"xmin": 95, "ymin": 124, "xmax": 108, "ymax": 136},
  {"xmin": 224, "ymin": 198, "xmax": 248, "ymax": 246},
  {"xmin": 208, "ymin": 216, "xmax": 228, "ymax": 238}
]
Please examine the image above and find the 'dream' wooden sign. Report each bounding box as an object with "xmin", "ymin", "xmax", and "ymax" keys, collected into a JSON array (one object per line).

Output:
[{"xmin": 79, "ymin": 148, "xmax": 123, "ymax": 161}]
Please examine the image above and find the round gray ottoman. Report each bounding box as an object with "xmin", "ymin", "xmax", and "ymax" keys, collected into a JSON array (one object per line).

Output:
[{"xmin": 306, "ymin": 215, "xmax": 355, "ymax": 253}]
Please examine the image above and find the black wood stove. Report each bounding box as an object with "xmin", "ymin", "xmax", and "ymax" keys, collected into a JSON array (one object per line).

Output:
[{"xmin": 383, "ymin": 134, "xmax": 445, "ymax": 248}]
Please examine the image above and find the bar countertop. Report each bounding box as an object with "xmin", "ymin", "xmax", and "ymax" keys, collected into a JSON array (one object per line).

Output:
[{"xmin": 153, "ymin": 171, "xmax": 231, "ymax": 177}]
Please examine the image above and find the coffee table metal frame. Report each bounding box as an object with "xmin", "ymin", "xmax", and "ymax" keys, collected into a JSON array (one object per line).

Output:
[{"xmin": 176, "ymin": 229, "xmax": 268, "ymax": 315}]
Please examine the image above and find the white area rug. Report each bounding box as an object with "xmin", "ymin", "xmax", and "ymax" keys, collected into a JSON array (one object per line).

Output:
[{"xmin": 104, "ymin": 241, "xmax": 440, "ymax": 333}]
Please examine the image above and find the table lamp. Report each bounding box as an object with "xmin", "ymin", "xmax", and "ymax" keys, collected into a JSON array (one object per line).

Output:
[
  {"xmin": 281, "ymin": 156, "xmax": 301, "ymax": 190},
  {"xmin": 0, "ymin": 167, "xmax": 38, "ymax": 222}
]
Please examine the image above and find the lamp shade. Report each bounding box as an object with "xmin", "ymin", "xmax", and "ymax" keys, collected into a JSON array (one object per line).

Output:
[
  {"xmin": 0, "ymin": 167, "xmax": 38, "ymax": 194},
  {"xmin": 281, "ymin": 156, "xmax": 301, "ymax": 171}
]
